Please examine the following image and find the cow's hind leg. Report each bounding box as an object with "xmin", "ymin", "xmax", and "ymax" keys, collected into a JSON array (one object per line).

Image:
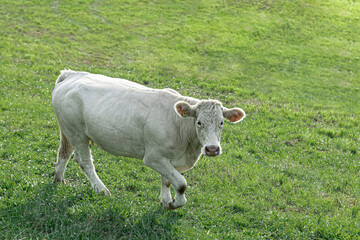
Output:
[
  {"xmin": 74, "ymin": 145, "xmax": 110, "ymax": 195},
  {"xmin": 53, "ymin": 131, "xmax": 74, "ymax": 183}
]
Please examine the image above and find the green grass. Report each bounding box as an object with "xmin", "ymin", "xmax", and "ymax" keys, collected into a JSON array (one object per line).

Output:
[{"xmin": 1, "ymin": 0, "xmax": 360, "ymax": 239}]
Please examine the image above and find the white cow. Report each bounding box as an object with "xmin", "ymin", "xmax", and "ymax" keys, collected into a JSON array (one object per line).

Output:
[{"xmin": 52, "ymin": 70, "xmax": 245, "ymax": 210}]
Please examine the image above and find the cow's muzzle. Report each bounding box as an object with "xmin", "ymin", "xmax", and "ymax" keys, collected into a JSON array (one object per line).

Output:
[{"xmin": 204, "ymin": 145, "xmax": 221, "ymax": 157}]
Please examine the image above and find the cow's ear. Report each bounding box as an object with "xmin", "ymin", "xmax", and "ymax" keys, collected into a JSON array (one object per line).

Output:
[
  {"xmin": 174, "ymin": 101, "xmax": 196, "ymax": 118},
  {"xmin": 223, "ymin": 107, "xmax": 246, "ymax": 123}
]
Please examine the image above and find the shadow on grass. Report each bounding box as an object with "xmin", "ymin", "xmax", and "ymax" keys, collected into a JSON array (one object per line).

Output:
[{"xmin": 0, "ymin": 183, "xmax": 182, "ymax": 239}]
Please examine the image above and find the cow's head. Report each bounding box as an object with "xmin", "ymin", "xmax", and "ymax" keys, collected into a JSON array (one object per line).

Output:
[{"xmin": 175, "ymin": 100, "xmax": 245, "ymax": 157}]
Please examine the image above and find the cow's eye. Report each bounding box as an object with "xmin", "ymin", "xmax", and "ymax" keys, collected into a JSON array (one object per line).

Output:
[
  {"xmin": 196, "ymin": 120, "xmax": 202, "ymax": 127},
  {"xmin": 220, "ymin": 121, "xmax": 224, "ymax": 127}
]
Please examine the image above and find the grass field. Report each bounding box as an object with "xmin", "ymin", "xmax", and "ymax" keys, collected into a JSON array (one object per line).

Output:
[{"xmin": 1, "ymin": 0, "xmax": 360, "ymax": 239}]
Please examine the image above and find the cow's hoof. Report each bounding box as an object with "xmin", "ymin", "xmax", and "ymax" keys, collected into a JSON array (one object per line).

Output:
[
  {"xmin": 53, "ymin": 176, "xmax": 66, "ymax": 184},
  {"xmin": 102, "ymin": 189, "xmax": 111, "ymax": 196},
  {"xmin": 163, "ymin": 200, "xmax": 177, "ymax": 210},
  {"xmin": 94, "ymin": 187, "xmax": 111, "ymax": 196}
]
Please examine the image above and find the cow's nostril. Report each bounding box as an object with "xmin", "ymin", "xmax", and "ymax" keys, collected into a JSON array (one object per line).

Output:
[{"xmin": 205, "ymin": 145, "xmax": 220, "ymax": 156}]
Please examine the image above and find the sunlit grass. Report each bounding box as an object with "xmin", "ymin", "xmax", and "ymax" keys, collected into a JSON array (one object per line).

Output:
[{"xmin": 1, "ymin": 0, "xmax": 360, "ymax": 238}]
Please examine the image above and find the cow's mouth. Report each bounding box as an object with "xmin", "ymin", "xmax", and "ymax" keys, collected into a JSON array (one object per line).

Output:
[{"xmin": 204, "ymin": 145, "xmax": 221, "ymax": 157}]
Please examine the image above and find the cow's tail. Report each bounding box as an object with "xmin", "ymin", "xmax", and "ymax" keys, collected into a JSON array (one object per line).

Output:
[{"xmin": 55, "ymin": 69, "xmax": 77, "ymax": 85}]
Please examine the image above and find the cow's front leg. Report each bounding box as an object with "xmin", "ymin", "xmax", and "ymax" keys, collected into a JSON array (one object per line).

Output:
[
  {"xmin": 144, "ymin": 156, "xmax": 187, "ymax": 210},
  {"xmin": 161, "ymin": 176, "xmax": 172, "ymax": 205}
]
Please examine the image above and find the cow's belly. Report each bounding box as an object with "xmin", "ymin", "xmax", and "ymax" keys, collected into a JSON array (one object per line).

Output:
[
  {"xmin": 96, "ymin": 140, "xmax": 145, "ymax": 159},
  {"xmin": 85, "ymin": 121, "xmax": 146, "ymax": 159}
]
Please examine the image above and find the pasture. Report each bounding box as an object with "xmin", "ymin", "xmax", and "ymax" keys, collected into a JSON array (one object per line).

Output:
[{"xmin": 1, "ymin": 0, "xmax": 360, "ymax": 239}]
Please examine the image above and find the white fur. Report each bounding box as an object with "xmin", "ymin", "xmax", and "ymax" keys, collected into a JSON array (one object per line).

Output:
[{"xmin": 52, "ymin": 70, "xmax": 245, "ymax": 209}]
